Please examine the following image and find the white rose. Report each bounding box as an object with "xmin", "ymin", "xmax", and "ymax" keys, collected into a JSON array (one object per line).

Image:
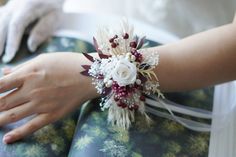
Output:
[{"xmin": 112, "ymin": 58, "xmax": 137, "ymax": 86}]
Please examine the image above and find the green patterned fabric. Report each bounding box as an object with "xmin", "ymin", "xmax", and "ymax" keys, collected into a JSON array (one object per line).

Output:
[
  {"xmin": 68, "ymin": 41, "xmax": 213, "ymax": 157},
  {"xmin": 0, "ymin": 36, "xmax": 94, "ymax": 157},
  {"xmin": 0, "ymin": 36, "xmax": 213, "ymax": 157}
]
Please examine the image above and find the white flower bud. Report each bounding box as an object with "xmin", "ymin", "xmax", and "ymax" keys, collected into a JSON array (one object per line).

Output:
[
  {"xmin": 106, "ymin": 80, "xmax": 113, "ymax": 87},
  {"xmin": 126, "ymin": 52, "xmax": 132, "ymax": 57},
  {"xmin": 131, "ymin": 55, "xmax": 136, "ymax": 62},
  {"xmin": 136, "ymin": 79, "xmax": 141, "ymax": 85},
  {"xmin": 104, "ymin": 78, "xmax": 109, "ymax": 83},
  {"xmin": 125, "ymin": 53, "xmax": 131, "ymax": 60}
]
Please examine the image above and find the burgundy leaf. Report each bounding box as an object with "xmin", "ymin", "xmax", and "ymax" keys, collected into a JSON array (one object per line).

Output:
[
  {"xmin": 98, "ymin": 53, "xmax": 110, "ymax": 59},
  {"xmin": 137, "ymin": 36, "xmax": 146, "ymax": 49},
  {"xmin": 82, "ymin": 53, "xmax": 95, "ymax": 62},
  {"xmin": 102, "ymin": 87, "xmax": 112, "ymax": 96},
  {"xmin": 81, "ymin": 65, "xmax": 91, "ymax": 70},
  {"xmin": 139, "ymin": 73, "xmax": 148, "ymax": 83},
  {"xmin": 80, "ymin": 70, "xmax": 90, "ymax": 76},
  {"xmin": 97, "ymin": 74, "xmax": 104, "ymax": 79}
]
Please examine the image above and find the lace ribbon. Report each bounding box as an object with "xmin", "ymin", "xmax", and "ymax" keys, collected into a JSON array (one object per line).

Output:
[{"xmin": 145, "ymin": 95, "xmax": 212, "ymax": 132}]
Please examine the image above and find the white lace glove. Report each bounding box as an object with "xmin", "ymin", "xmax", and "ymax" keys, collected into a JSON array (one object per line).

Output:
[{"xmin": 0, "ymin": 0, "xmax": 65, "ymax": 63}]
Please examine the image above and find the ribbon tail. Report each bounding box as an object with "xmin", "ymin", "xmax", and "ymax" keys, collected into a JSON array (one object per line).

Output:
[
  {"xmin": 146, "ymin": 106, "xmax": 211, "ymax": 132},
  {"xmin": 146, "ymin": 96, "xmax": 212, "ymax": 119},
  {"xmin": 145, "ymin": 96, "xmax": 212, "ymax": 132}
]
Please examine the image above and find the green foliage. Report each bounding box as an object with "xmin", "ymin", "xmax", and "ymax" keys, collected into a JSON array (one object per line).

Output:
[
  {"xmin": 164, "ymin": 141, "xmax": 181, "ymax": 154},
  {"xmin": 109, "ymin": 126, "xmax": 129, "ymax": 143},
  {"xmin": 62, "ymin": 118, "xmax": 76, "ymax": 140},
  {"xmin": 162, "ymin": 152, "xmax": 176, "ymax": 157},
  {"xmin": 34, "ymin": 125, "xmax": 57, "ymax": 144},
  {"xmin": 33, "ymin": 125, "xmax": 65, "ymax": 154},
  {"xmin": 187, "ymin": 135, "xmax": 208, "ymax": 156},
  {"xmin": 60, "ymin": 38, "xmax": 73, "ymax": 48},
  {"xmin": 100, "ymin": 140, "xmax": 128, "ymax": 157},
  {"xmin": 74, "ymin": 134, "xmax": 93, "ymax": 150},
  {"xmin": 192, "ymin": 90, "xmax": 208, "ymax": 101},
  {"xmin": 89, "ymin": 126, "xmax": 107, "ymax": 138},
  {"xmin": 132, "ymin": 152, "xmax": 143, "ymax": 157},
  {"xmin": 74, "ymin": 40, "xmax": 94, "ymax": 53},
  {"xmin": 23, "ymin": 144, "xmax": 47, "ymax": 157},
  {"xmin": 52, "ymin": 136, "xmax": 65, "ymax": 155},
  {"xmin": 91, "ymin": 111, "xmax": 104, "ymax": 124},
  {"xmin": 81, "ymin": 124, "xmax": 89, "ymax": 131},
  {"xmin": 134, "ymin": 113, "xmax": 153, "ymax": 132},
  {"xmin": 149, "ymin": 135, "xmax": 160, "ymax": 144},
  {"xmin": 160, "ymin": 120, "xmax": 185, "ymax": 136}
]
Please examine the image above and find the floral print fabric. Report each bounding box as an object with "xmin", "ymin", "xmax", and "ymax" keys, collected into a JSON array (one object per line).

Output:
[
  {"xmin": 0, "ymin": 36, "xmax": 94, "ymax": 157},
  {"xmin": 0, "ymin": 36, "xmax": 213, "ymax": 157}
]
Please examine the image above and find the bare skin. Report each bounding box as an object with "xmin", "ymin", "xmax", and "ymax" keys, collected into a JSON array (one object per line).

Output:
[
  {"xmin": 0, "ymin": 14, "xmax": 236, "ymax": 144},
  {"xmin": 152, "ymin": 23, "xmax": 236, "ymax": 91}
]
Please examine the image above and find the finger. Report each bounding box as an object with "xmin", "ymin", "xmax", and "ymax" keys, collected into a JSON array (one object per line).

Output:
[
  {"xmin": 28, "ymin": 11, "xmax": 61, "ymax": 52},
  {"xmin": 0, "ymin": 89, "xmax": 29, "ymax": 112},
  {"xmin": 3, "ymin": 12, "xmax": 33, "ymax": 63},
  {"xmin": 3, "ymin": 4, "xmax": 46, "ymax": 63},
  {"xmin": 0, "ymin": 71, "xmax": 24, "ymax": 93},
  {"xmin": 0, "ymin": 101, "xmax": 35, "ymax": 126},
  {"xmin": 2, "ymin": 67, "xmax": 12, "ymax": 75},
  {"xmin": 3, "ymin": 1, "xmax": 59, "ymax": 63},
  {"xmin": 0, "ymin": 10, "xmax": 11, "ymax": 57},
  {"xmin": 3, "ymin": 113, "xmax": 54, "ymax": 144},
  {"xmin": 2, "ymin": 59, "xmax": 33, "ymax": 76}
]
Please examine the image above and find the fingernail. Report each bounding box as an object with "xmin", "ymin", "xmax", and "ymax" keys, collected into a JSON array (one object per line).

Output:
[
  {"xmin": 3, "ymin": 47, "xmax": 16, "ymax": 63},
  {"xmin": 29, "ymin": 43, "xmax": 37, "ymax": 52},
  {"xmin": 3, "ymin": 135, "xmax": 12, "ymax": 144},
  {"xmin": 2, "ymin": 54, "xmax": 14, "ymax": 63},
  {"xmin": 28, "ymin": 39, "xmax": 37, "ymax": 53}
]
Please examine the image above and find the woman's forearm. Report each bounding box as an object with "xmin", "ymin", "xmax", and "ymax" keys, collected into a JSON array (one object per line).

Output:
[
  {"xmin": 81, "ymin": 17, "xmax": 236, "ymax": 94},
  {"xmin": 149, "ymin": 23, "xmax": 236, "ymax": 92}
]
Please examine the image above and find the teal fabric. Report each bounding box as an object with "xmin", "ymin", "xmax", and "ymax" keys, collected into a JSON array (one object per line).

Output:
[
  {"xmin": 69, "ymin": 40, "xmax": 213, "ymax": 157},
  {"xmin": 0, "ymin": 36, "xmax": 213, "ymax": 157},
  {"xmin": 0, "ymin": 36, "xmax": 94, "ymax": 157}
]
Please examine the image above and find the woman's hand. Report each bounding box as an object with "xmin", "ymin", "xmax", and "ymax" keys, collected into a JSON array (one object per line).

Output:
[
  {"xmin": 0, "ymin": 0, "xmax": 64, "ymax": 63},
  {"xmin": 0, "ymin": 53, "xmax": 98, "ymax": 144}
]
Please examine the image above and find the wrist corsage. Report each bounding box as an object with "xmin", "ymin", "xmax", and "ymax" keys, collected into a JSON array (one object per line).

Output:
[{"xmin": 81, "ymin": 20, "xmax": 164, "ymax": 129}]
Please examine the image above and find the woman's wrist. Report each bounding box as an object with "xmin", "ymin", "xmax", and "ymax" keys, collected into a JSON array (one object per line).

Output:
[
  {"xmin": 76, "ymin": 53, "xmax": 100, "ymax": 102},
  {"xmin": 142, "ymin": 22, "xmax": 236, "ymax": 92}
]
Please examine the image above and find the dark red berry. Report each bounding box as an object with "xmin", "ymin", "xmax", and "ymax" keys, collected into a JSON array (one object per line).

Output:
[
  {"xmin": 140, "ymin": 95, "xmax": 146, "ymax": 101},
  {"xmin": 109, "ymin": 38, "xmax": 114, "ymax": 43},
  {"xmin": 114, "ymin": 96, "xmax": 120, "ymax": 102},
  {"xmin": 130, "ymin": 41, "xmax": 137, "ymax": 48},
  {"xmin": 111, "ymin": 43, "xmax": 117, "ymax": 48},
  {"xmin": 123, "ymin": 33, "xmax": 129, "ymax": 39},
  {"xmin": 97, "ymin": 74, "xmax": 104, "ymax": 79},
  {"xmin": 117, "ymin": 103, "xmax": 122, "ymax": 107},
  {"xmin": 128, "ymin": 106, "xmax": 134, "ymax": 111},
  {"xmin": 118, "ymin": 102, "xmax": 127, "ymax": 108},
  {"xmin": 122, "ymin": 104, "xmax": 127, "ymax": 108},
  {"xmin": 133, "ymin": 104, "xmax": 139, "ymax": 110}
]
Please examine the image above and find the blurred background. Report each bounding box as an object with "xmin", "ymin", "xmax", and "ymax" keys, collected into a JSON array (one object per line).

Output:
[
  {"xmin": 64, "ymin": 0, "xmax": 236, "ymax": 37},
  {"xmin": 0, "ymin": 0, "xmax": 235, "ymax": 38}
]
